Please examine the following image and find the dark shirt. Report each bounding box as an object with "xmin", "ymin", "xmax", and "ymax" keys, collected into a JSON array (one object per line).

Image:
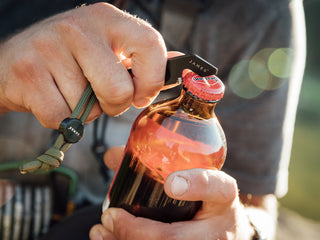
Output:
[{"xmin": 0, "ymin": 0, "xmax": 305, "ymax": 198}]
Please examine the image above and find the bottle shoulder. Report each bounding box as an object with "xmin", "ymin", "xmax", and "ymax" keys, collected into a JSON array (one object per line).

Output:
[
  {"xmin": 133, "ymin": 105, "xmax": 225, "ymax": 144},
  {"xmin": 141, "ymin": 96, "xmax": 217, "ymax": 123}
]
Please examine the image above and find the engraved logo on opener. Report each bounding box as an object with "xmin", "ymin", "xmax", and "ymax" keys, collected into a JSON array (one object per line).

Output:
[{"xmin": 188, "ymin": 59, "xmax": 209, "ymax": 73}]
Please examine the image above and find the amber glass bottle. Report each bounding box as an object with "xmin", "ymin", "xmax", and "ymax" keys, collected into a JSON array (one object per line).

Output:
[{"xmin": 103, "ymin": 71, "xmax": 226, "ymax": 223}]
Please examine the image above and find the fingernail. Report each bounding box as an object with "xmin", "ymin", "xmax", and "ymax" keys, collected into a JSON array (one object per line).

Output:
[
  {"xmin": 171, "ymin": 176, "xmax": 189, "ymax": 197},
  {"xmin": 102, "ymin": 211, "xmax": 114, "ymax": 233}
]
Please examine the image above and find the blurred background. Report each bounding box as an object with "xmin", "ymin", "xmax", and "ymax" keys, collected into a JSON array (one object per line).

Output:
[{"xmin": 276, "ymin": 0, "xmax": 320, "ymax": 239}]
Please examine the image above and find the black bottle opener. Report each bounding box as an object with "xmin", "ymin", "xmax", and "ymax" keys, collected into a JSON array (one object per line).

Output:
[
  {"xmin": 162, "ymin": 54, "xmax": 218, "ymax": 90},
  {"xmin": 128, "ymin": 54, "xmax": 218, "ymax": 90}
]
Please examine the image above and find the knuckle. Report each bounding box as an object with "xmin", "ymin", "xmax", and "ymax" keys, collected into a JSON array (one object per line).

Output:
[
  {"xmin": 199, "ymin": 170, "xmax": 212, "ymax": 188},
  {"xmin": 230, "ymin": 184, "xmax": 239, "ymax": 201},
  {"xmin": 140, "ymin": 27, "xmax": 163, "ymax": 48},
  {"xmin": 213, "ymin": 171, "xmax": 238, "ymax": 202},
  {"xmin": 106, "ymin": 85, "xmax": 133, "ymax": 106},
  {"xmin": 31, "ymin": 34, "xmax": 59, "ymax": 59},
  {"xmin": 125, "ymin": 18, "xmax": 162, "ymax": 49},
  {"xmin": 54, "ymin": 14, "xmax": 84, "ymax": 37},
  {"xmin": 87, "ymin": 2, "xmax": 113, "ymax": 17},
  {"xmin": 96, "ymin": 83, "xmax": 133, "ymax": 116},
  {"xmin": 141, "ymin": 76, "xmax": 164, "ymax": 92},
  {"xmin": 10, "ymin": 55, "xmax": 41, "ymax": 84},
  {"xmin": 223, "ymin": 174, "xmax": 239, "ymax": 201}
]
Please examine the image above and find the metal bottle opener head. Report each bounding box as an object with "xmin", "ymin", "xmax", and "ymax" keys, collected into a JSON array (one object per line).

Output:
[{"xmin": 162, "ymin": 54, "xmax": 218, "ymax": 90}]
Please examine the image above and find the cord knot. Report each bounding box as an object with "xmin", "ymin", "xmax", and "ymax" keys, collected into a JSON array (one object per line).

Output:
[{"xmin": 20, "ymin": 147, "xmax": 65, "ymax": 174}]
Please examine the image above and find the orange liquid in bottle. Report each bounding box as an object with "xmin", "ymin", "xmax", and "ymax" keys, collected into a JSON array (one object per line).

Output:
[{"xmin": 107, "ymin": 94, "xmax": 226, "ymax": 222}]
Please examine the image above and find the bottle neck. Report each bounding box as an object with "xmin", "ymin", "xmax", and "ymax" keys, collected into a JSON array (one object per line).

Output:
[{"xmin": 180, "ymin": 89, "xmax": 217, "ymax": 120}]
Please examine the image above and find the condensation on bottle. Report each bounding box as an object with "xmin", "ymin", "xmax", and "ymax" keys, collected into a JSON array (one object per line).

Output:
[{"xmin": 103, "ymin": 71, "xmax": 226, "ymax": 223}]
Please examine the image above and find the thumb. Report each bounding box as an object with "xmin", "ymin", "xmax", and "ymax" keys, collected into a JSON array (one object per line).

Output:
[{"xmin": 164, "ymin": 169, "xmax": 238, "ymax": 214}]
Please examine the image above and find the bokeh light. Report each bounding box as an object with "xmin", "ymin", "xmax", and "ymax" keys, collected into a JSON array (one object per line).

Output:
[
  {"xmin": 228, "ymin": 60, "xmax": 264, "ymax": 99},
  {"xmin": 228, "ymin": 48, "xmax": 294, "ymax": 98},
  {"xmin": 268, "ymin": 48, "xmax": 294, "ymax": 78},
  {"xmin": 249, "ymin": 48, "xmax": 275, "ymax": 90}
]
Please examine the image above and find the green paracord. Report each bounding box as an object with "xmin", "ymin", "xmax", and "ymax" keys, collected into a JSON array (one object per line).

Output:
[{"xmin": 20, "ymin": 84, "xmax": 97, "ymax": 174}]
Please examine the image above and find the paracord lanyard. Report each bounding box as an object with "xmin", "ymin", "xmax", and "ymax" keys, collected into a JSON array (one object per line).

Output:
[{"xmin": 20, "ymin": 84, "xmax": 96, "ymax": 174}]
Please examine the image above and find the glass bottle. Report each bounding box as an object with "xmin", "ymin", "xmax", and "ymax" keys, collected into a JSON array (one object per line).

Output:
[{"xmin": 103, "ymin": 71, "xmax": 226, "ymax": 223}]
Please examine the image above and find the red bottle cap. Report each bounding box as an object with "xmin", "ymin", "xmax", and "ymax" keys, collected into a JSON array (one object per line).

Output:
[{"xmin": 182, "ymin": 72, "xmax": 225, "ymax": 102}]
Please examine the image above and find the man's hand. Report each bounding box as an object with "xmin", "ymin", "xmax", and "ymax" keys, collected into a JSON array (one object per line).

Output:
[
  {"xmin": 0, "ymin": 3, "xmax": 167, "ymax": 129},
  {"xmin": 89, "ymin": 147, "xmax": 269, "ymax": 240}
]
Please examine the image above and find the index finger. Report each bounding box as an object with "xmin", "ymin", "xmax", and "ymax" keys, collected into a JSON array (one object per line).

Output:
[{"xmin": 103, "ymin": 4, "xmax": 167, "ymax": 108}]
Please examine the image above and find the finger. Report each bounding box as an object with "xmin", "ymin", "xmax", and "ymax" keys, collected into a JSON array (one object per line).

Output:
[
  {"xmin": 77, "ymin": 45, "xmax": 133, "ymax": 117},
  {"xmin": 103, "ymin": 208, "xmax": 222, "ymax": 240},
  {"xmin": 57, "ymin": 3, "xmax": 167, "ymax": 113},
  {"xmin": 28, "ymin": 84, "xmax": 71, "ymax": 129},
  {"xmin": 95, "ymin": 3, "xmax": 167, "ymax": 108},
  {"xmin": 8, "ymin": 57, "xmax": 72, "ymax": 129},
  {"xmin": 32, "ymin": 31, "xmax": 102, "ymax": 122},
  {"xmin": 56, "ymin": 16, "xmax": 134, "ymax": 117},
  {"xmin": 123, "ymin": 30, "xmax": 167, "ymax": 108},
  {"xmin": 120, "ymin": 51, "xmax": 183, "ymax": 81},
  {"xmin": 102, "ymin": 208, "xmax": 177, "ymax": 240},
  {"xmin": 164, "ymin": 169, "xmax": 238, "ymax": 205},
  {"xmin": 103, "ymin": 146, "xmax": 125, "ymax": 171},
  {"xmin": 89, "ymin": 224, "xmax": 116, "ymax": 240}
]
